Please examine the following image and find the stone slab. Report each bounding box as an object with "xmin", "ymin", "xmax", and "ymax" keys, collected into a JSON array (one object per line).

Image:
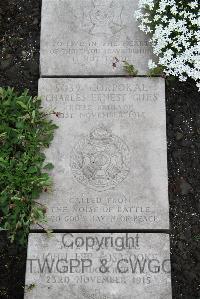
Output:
[
  {"xmin": 37, "ymin": 77, "xmax": 169, "ymax": 230},
  {"xmin": 24, "ymin": 233, "xmax": 172, "ymax": 299},
  {"xmin": 40, "ymin": 0, "xmax": 155, "ymax": 76}
]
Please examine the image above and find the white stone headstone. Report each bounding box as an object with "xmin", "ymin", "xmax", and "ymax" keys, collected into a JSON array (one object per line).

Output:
[
  {"xmin": 40, "ymin": 0, "xmax": 155, "ymax": 76},
  {"xmin": 24, "ymin": 233, "xmax": 172, "ymax": 299},
  {"xmin": 36, "ymin": 77, "xmax": 169, "ymax": 230}
]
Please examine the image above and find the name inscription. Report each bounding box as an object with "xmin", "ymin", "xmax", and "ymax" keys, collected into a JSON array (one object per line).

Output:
[{"xmin": 38, "ymin": 78, "xmax": 168, "ymax": 230}]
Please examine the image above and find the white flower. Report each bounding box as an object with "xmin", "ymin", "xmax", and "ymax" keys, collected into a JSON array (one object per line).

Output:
[
  {"xmin": 170, "ymin": 5, "xmax": 177, "ymax": 15},
  {"xmin": 196, "ymin": 82, "xmax": 200, "ymax": 92},
  {"xmin": 148, "ymin": 59, "xmax": 157, "ymax": 69},
  {"xmin": 179, "ymin": 75, "xmax": 187, "ymax": 82},
  {"xmin": 135, "ymin": 0, "xmax": 200, "ymax": 85},
  {"xmin": 138, "ymin": 24, "xmax": 147, "ymax": 32},
  {"xmin": 154, "ymin": 14, "xmax": 160, "ymax": 22},
  {"xmin": 188, "ymin": 1, "xmax": 198, "ymax": 9}
]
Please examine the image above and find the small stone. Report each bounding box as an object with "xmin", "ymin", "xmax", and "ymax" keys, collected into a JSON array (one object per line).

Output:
[
  {"xmin": 5, "ymin": 53, "xmax": 12, "ymax": 59},
  {"xmin": 22, "ymin": 50, "xmax": 27, "ymax": 57},
  {"xmin": 183, "ymin": 270, "xmax": 196, "ymax": 281},
  {"xmin": 6, "ymin": 65, "xmax": 21, "ymax": 77},
  {"xmin": 179, "ymin": 178, "xmax": 193, "ymax": 195},
  {"xmin": 33, "ymin": 17, "xmax": 39, "ymax": 25},
  {"xmin": 24, "ymin": 61, "xmax": 38, "ymax": 75},
  {"xmin": 0, "ymin": 58, "xmax": 12, "ymax": 70},
  {"xmin": 184, "ymin": 229, "xmax": 191, "ymax": 240},
  {"xmin": 175, "ymin": 132, "xmax": 183, "ymax": 141},
  {"xmin": 181, "ymin": 139, "xmax": 192, "ymax": 147},
  {"xmin": 179, "ymin": 233, "xmax": 186, "ymax": 241}
]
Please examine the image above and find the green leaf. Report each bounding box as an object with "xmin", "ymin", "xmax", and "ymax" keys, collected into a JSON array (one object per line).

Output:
[
  {"xmin": 17, "ymin": 101, "xmax": 28, "ymax": 110},
  {"xmin": 46, "ymin": 229, "xmax": 53, "ymax": 238},
  {"xmin": 27, "ymin": 166, "xmax": 38, "ymax": 174},
  {"xmin": 43, "ymin": 163, "xmax": 54, "ymax": 170},
  {"xmin": 147, "ymin": 65, "xmax": 164, "ymax": 77},
  {"xmin": 16, "ymin": 121, "xmax": 25, "ymax": 129},
  {"xmin": 0, "ymin": 157, "xmax": 7, "ymax": 167},
  {"xmin": 32, "ymin": 110, "xmax": 36, "ymax": 122},
  {"xmin": 25, "ymin": 284, "xmax": 36, "ymax": 292},
  {"xmin": 123, "ymin": 61, "xmax": 138, "ymax": 76},
  {"xmin": 0, "ymin": 88, "xmax": 58, "ymax": 245}
]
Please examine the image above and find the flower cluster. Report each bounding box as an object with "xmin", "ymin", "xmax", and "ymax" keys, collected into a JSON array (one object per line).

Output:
[{"xmin": 135, "ymin": 0, "xmax": 200, "ymax": 89}]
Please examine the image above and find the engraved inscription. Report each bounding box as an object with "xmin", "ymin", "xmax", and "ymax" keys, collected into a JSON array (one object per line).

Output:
[
  {"xmin": 41, "ymin": 0, "xmax": 155, "ymax": 75},
  {"xmin": 70, "ymin": 127, "xmax": 130, "ymax": 191},
  {"xmin": 37, "ymin": 78, "xmax": 169, "ymax": 230},
  {"xmin": 25, "ymin": 233, "xmax": 172, "ymax": 299}
]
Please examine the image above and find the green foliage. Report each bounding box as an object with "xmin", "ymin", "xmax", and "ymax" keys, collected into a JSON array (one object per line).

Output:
[
  {"xmin": 25, "ymin": 284, "xmax": 36, "ymax": 292},
  {"xmin": 0, "ymin": 87, "xmax": 58, "ymax": 245},
  {"xmin": 46, "ymin": 228, "xmax": 53, "ymax": 238},
  {"xmin": 123, "ymin": 61, "xmax": 138, "ymax": 76},
  {"xmin": 147, "ymin": 65, "xmax": 165, "ymax": 77}
]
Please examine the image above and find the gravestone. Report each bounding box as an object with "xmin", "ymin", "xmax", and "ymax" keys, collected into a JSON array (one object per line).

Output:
[
  {"xmin": 24, "ymin": 0, "xmax": 172, "ymax": 298},
  {"xmin": 36, "ymin": 77, "xmax": 169, "ymax": 230},
  {"xmin": 24, "ymin": 233, "xmax": 172, "ymax": 299},
  {"xmin": 40, "ymin": 0, "xmax": 155, "ymax": 76}
]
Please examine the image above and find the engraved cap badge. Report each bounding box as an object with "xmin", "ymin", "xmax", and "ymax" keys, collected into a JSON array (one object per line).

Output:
[
  {"xmin": 70, "ymin": 127, "xmax": 130, "ymax": 191},
  {"xmin": 83, "ymin": 0, "xmax": 125, "ymax": 36}
]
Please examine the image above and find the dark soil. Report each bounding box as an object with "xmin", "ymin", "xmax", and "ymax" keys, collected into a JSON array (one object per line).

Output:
[
  {"xmin": 0, "ymin": 0, "xmax": 40, "ymax": 96},
  {"xmin": 0, "ymin": 1, "xmax": 199, "ymax": 299},
  {"xmin": 0, "ymin": 0, "xmax": 41, "ymax": 298},
  {"xmin": 167, "ymin": 80, "xmax": 200, "ymax": 298}
]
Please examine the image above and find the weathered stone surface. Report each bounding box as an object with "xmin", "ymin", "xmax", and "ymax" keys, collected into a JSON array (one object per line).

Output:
[
  {"xmin": 24, "ymin": 233, "xmax": 172, "ymax": 299},
  {"xmin": 37, "ymin": 77, "xmax": 169, "ymax": 230},
  {"xmin": 40, "ymin": 0, "xmax": 155, "ymax": 76}
]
